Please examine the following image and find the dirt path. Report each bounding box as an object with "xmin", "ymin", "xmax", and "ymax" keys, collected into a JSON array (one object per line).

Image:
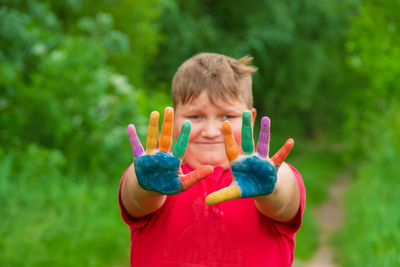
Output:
[{"xmin": 293, "ymin": 173, "xmax": 350, "ymax": 267}]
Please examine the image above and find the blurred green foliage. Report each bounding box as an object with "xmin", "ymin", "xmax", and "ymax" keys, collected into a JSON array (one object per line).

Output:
[
  {"xmin": 1, "ymin": 0, "xmax": 399, "ymax": 265},
  {"xmin": 0, "ymin": 0, "xmax": 164, "ymax": 176},
  {"xmin": 336, "ymin": 0, "xmax": 400, "ymax": 265},
  {"xmin": 337, "ymin": 107, "xmax": 400, "ymax": 266},
  {"xmin": 0, "ymin": 145, "xmax": 128, "ymax": 266},
  {"xmin": 148, "ymin": 0, "xmax": 356, "ymax": 137},
  {"xmin": 0, "ymin": 0, "xmax": 162, "ymax": 265},
  {"xmin": 289, "ymin": 138, "xmax": 348, "ymax": 259},
  {"xmin": 343, "ymin": 0, "xmax": 400, "ymax": 153}
]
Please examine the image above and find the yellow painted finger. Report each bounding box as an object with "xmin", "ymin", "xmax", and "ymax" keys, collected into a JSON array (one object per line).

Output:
[
  {"xmin": 159, "ymin": 107, "xmax": 174, "ymax": 152},
  {"xmin": 222, "ymin": 121, "xmax": 239, "ymax": 162},
  {"xmin": 205, "ymin": 185, "xmax": 242, "ymax": 205},
  {"xmin": 146, "ymin": 111, "xmax": 159, "ymax": 154}
]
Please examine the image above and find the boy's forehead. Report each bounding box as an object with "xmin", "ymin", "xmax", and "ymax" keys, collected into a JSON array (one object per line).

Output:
[{"xmin": 179, "ymin": 92, "xmax": 246, "ymax": 110}]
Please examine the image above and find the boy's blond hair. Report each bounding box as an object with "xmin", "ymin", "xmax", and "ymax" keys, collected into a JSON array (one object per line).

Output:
[{"xmin": 172, "ymin": 53, "xmax": 257, "ymax": 108}]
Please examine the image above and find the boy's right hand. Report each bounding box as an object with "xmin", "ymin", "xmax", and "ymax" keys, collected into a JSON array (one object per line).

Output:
[{"xmin": 127, "ymin": 107, "xmax": 214, "ymax": 195}]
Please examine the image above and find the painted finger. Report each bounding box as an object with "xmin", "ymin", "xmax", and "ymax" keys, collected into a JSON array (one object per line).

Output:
[
  {"xmin": 159, "ymin": 107, "xmax": 174, "ymax": 152},
  {"xmin": 205, "ymin": 185, "xmax": 242, "ymax": 205},
  {"xmin": 271, "ymin": 138, "xmax": 294, "ymax": 167},
  {"xmin": 256, "ymin": 116, "xmax": 270, "ymax": 158},
  {"xmin": 242, "ymin": 110, "xmax": 254, "ymax": 155},
  {"xmin": 180, "ymin": 165, "xmax": 214, "ymax": 191},
  {"xmin": 127, "ymin": 124, "xmax": 144, "ymax": 158},
  {"xmin": 172, "ymin": 120, "xmax": 191, "ymax": 159},
  {"xmin": 146, "ymin": 111, "xmax": 160, "ymax": 154},
  {"xmin": 222, "ymin": 121, "xmax": 239, "ymax": 162}
]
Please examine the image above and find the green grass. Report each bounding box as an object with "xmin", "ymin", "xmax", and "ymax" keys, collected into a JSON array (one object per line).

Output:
[
  {"xmin": 335, "ymin": 108, "xmax": 400, "ymax": 266},
  {"xmin": 0, "ymin": 146, "xmax": 130, "ymax": 266},
  {"xmin": 335, "ymin": 150, "xmax": 400, "ymax": 266},
  {"xmin": 289, "ymin": 138, "xmax": 347, "ymax": 260}
]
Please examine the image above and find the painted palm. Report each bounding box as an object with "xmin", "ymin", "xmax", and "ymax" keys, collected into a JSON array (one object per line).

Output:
[
  {"xmin": 128, "ymin": 107, "xmax": 212, "ymax": 195},
  {"xmin": 206, "ymin": 111, "xmax": 294, "ymax": 205}
]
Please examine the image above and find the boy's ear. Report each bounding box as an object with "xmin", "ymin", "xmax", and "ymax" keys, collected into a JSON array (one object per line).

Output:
[{"xmin": 251, "ymin": 108, "xmax": 257, "ymax": 127}]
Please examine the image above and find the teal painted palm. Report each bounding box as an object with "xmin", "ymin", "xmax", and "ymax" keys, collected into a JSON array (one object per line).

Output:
[
  {"xmin": 232, "ymin": 156, "xmax": 278, "ymax": 198},
  {"xmin": 134, "ymin": 152, "xmax": 182, "ymax": 195}
]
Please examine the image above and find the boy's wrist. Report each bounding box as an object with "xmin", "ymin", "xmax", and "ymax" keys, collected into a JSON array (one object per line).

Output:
[{"xmin": 122, "ymin": 164, "xmax": 167, "ymax": 218}]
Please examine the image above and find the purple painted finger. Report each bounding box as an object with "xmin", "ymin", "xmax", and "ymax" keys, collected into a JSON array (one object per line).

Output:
[
  {"xmin": 127, "ymin": 124, "xmax": 144, "ymax": 158},
  {"xmin": 256, "ymin": 116, "xmax": 270, "ymax": 158}
]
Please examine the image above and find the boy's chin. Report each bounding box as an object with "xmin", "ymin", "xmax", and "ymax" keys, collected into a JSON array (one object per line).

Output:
[
  {"xmin": 184, "ymin": 152, "xmax": 230, "ymax": 170},
  {"xmin": 205, "ymin": 160, "xmax": 230, "ymax": 170}
]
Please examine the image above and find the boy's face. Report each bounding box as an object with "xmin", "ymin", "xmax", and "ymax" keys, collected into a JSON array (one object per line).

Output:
[{"xmin": 174, "ymin": 91, "xmax": 256, "ymax": 169}]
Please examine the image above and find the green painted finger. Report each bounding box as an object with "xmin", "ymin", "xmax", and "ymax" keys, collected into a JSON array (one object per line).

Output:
[
  {"xmin": 172, "ymin": 120, "xmax": 191, "ymax": 159},
  {"xmin": 241, "ymin": 111, "xmax": 253, "ymax": 155}
]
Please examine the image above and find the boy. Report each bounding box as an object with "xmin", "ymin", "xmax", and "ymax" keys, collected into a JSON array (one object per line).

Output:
[{"xmin": 119, "ymin": 53, "xmax": 305, "ymax": 266}]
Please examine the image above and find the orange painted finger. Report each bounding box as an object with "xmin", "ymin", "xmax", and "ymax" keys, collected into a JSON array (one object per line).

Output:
[
  {"xmin": 159, "ymin": 107, "xmax": 174, "ymax": 152},
  {"xmin": 271, "ymin": 138, "xmax": 294, "ymax": 167},
  {"xmin": 205, "ymin": 185, "xmax": 242, "ymax": 205},
  {"xmin": 146, "ymin": 111, "xmax": 160, "ymax": 154},
  {"xmin": 180, "ymin": 165, "xmax": 214, "ymax": 191},
  {"xmin": 222, "ymin": 121, "xmax": 239, "ymax": 162}
]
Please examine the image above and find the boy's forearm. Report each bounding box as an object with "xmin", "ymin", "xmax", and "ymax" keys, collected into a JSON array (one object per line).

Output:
[
  {"xmin": 253, "ymin": 163, "xmax": 300, "ymax": 222},
  {"xmin": 121, "ymin": 164, "xmax": 167, "ymax": 218}
]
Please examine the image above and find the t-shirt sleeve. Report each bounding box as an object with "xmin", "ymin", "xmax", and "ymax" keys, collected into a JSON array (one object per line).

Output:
[
  {"xmin": 118, "ymin": 164, "xmax": 154, "ymax": 230},
  {"xmin": 272, "ymin": 164, "xmax": 306, "ymax": 237}
]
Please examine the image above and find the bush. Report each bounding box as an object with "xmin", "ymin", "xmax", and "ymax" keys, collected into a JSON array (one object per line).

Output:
[
  {"xmin": 0, "ymin": 145, "xmax": 129, "ymax": 266},
  {"xmin": 336, "ymin": 106, "xmax": 400, "ymax": 266},
  {"xmin": 149, "ymin": 0, "xmax": 356, "ymax": 137}
]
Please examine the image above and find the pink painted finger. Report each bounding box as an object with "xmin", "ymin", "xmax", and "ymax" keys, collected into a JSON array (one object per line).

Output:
[
  {"xmin": 271, "ymin": 138, "xmax": 294, "ymax": 167},
  {"xmin": 180, "ymin": 165, "xmax": 214, "ymax": 191},
  {"xmin": 256, "ymin": 116, "xmax": 270, "ymax": 158},
  {"xmin": 159, "ymin": 107, "xmax": 174, "ymax": 152},
  {"xmin": 127, "ymin": 124, "xmax": 144, "ymax": 158},
  {"xmin": 222, "ymin": 121, "xmax": 239, "ymax": 162},
  {"xmin": 146, "ymin": 111, "xmax": 160, "ymax": 154}
]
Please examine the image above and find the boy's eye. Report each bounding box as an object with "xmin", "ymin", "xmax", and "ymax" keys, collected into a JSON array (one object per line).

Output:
[
  {"xmin": 221, "ymin": 115, "xmax": 234, "ymax": 120},
  {"xmin": 189, "ymin": 115, "xmax": 202, "ymax": 120}
]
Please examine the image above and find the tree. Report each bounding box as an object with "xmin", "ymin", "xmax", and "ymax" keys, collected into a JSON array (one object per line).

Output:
[{"xmin": 147, "ymin": 0, "xmax": 356, "ymax": 137}]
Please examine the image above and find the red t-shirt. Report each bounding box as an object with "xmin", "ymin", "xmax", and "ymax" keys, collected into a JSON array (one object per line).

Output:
[{"xmin": 118, "ymin": 164, "xmax": 306, "ymax": 267}]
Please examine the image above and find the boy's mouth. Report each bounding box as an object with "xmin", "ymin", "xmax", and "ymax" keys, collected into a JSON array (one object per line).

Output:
[{"xmin": 195, "ymin": 142, "xmax": 224, "ymax": 145}]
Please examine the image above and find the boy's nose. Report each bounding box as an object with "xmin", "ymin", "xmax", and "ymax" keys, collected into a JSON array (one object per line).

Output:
[{"xmin": 202, "ymin": 120, "xmax": 222, "ymax": 138}]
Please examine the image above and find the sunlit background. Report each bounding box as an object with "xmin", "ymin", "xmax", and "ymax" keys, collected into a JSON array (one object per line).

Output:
[{"xmin": 1, "ymin": 0, "xmax": 399, "ymax": 266}]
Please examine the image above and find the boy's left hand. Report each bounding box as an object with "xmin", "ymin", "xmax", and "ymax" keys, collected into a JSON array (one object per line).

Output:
[{"xmin": 205, "ymin": 111, "xmax": 294, "ymax": 205}]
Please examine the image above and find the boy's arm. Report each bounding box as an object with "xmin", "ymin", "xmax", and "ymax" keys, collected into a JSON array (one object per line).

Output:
[
  {"xmin": 121, "ymin": 164, "xmax": 167, "ymax": 218},
  {"xmin": 253, "ymin": 162, "xmax": 300, "ymax": 222}
]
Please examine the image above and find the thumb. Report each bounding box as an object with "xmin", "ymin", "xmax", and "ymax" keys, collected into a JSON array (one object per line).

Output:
[
  {"xmin": 180, "ymin": 165, "xmax": 214, "ymax": 191},
  {"xmin": 205, "ymin": 185, "xmax": 242, "ymax": 205}
]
